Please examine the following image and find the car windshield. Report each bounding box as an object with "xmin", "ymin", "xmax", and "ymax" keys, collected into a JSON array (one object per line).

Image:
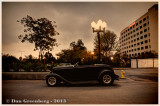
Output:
[{"xmin": 56, "ymin": 63, "xmax": 74, "ymax": 67}]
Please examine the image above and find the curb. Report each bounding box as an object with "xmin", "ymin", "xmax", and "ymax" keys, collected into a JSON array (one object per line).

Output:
[{"xmin": 2, "ymin": 72, "xmax": 49, "ymax": 80}]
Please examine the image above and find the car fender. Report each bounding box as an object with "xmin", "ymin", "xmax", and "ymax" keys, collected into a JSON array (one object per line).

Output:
[
  {"xmin": 46, "ymin": 73, "xmax": 75, "ymax": 84},
  {"xmin": 98, "ymin": 70, "xmax": 113, "ymax": 80}
]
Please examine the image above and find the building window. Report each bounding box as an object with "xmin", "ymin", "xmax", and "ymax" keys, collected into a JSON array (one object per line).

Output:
[
  {"xmin": 128, "ymin": 29, "xmax": 129, "ymax": 31},
  {"xmin": 149, "ymin": 33, "xmax": 150, "ymax": 36},
  {"xmin": 131, "ymin": 45, "xmax": 133, "ymax": 47},
  {"xmin": 135, "ymin": 53, "xmax": 137, "ymax": 56},
  {"xmin": 134, "ymin": 39, "xmax": 136, "ymax": 42},
  {"xmin": 134, "ymin": 44, "xmax": 136, "ymax": 46},
  {"xmin": 148, "ymin": 21, "xmax": 149, "ymax": 25},
  {"xmin": 138, "ymin": 48, "xmax": 140, "ymax": 50},
  {"xmin": 139, "ymin": 20, "xmax": 142, "ymax": 24},
  {"xmin": 136, "ymin": 23, "xmax": 138, "ymax": 26},
  {"xmin": 149, "ymin": 39, "xmax": 150, "ymax": 42},
  {"xmin": 134, "ymin": 49, "xmax": 136, "ymax": 51},
  {"xmin": 137, "ymin": 32, "xmax": 139, "ymax": 35},
  {"xmin": 134, "ymin": 34, "xmax": 136, "ymax": 37},
  {"xmin": 143, "ymin": 17, "xmax": 146, "ymax": 21},
  {"xmin": 136, "ymin": 28, "xmax": 139, "ymax": 31},
  {"xmin": 138, "ymin": 53, "xmax": 140, "ymax": 55},
  {"xmin": 140, "ymin": 25, "xmax": 142, "ymax": 29},
  {"xmin": 133, "ymin": 30, "xmax": 135, "ymax": 32},
  {"xmin": 145, "ymin": 46, "xmax": 148, "ymax": 49},
  {"xmin": 148, "ymin": 27, "xmax": 150, "ymax": 30},
  {"xmin": 133, "ymin": 25, "xmax": 135, "ymax": 28},
  {"xmin": 141, "ymin": 41, "xmax": 143, "ymax": 45},
  {"xmin": 137, "ymin": 38, "xmax": 139, "ymax": 40},
  {"xmin": 145, "ymin": 40, "xmax": 148, "ymax": 43},
  {"xmin": 141, "ymin": 47, "xmax": 144, "ymax": 50},
  {"xmin": 140, "ymin": 36, "xmax": 143, "ymax": 39},
  {"xmin": 149, "ymin": 45, "xmax": 151, "ymax": 48},
  {"xmin": 140, "ymin": 31, "xmax": 143, "ymax": 34},
  {"xmin": 143, "ymin": 23, "xmax": 147, "ymax": 27},
  {"xmin": 137, "ymin": 43, "xmax": 140, "ymax": 45},
  {"xmin": 144, "ymin": 34, "xmax": 147, "ymax": 38},
  {"xmin": 144, "ymin": 29, "xmax": 147, "ymax": 32},
  {"xmin": 147, "ymin": 16, "xmax": 149, "ymax": 19}
]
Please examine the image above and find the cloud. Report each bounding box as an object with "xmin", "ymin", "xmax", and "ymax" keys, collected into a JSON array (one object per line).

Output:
[{"xmin": 2, "ymin": 2, "xmax": 156, "ymax": 58}]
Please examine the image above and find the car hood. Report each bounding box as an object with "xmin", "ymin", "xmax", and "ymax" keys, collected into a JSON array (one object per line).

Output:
[
  {"xmin": 53, "ymin": 66, "xmax": 74, "ymax": 70},
  {"xmin": 52, "ymin": 64, "xmax": 111, "ymax": 70}
]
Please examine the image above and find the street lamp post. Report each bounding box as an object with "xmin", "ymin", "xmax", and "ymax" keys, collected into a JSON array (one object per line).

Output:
[{"xmin": 91, "ymin": 20, "xmax": 107, "ymax": 63}]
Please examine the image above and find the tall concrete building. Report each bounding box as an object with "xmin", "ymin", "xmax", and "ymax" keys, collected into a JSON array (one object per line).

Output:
[{"xmin": 119, "ymin": 4, "xmax": 158, "ymax": 58}]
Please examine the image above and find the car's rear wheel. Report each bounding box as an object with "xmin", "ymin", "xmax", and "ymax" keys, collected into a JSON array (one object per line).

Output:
[
  {"xmin": 46, "ymin": 76, "xmax": 58, "ymax": 87},
  {"xmin": 99, "ymin": 73, "xmax": 114, "ymax": 85}
]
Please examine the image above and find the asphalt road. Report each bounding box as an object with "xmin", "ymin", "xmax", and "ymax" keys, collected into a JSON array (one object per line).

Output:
[{"xmin": 2, "ymin": 68, "xmax": 158, "ymax": 104}]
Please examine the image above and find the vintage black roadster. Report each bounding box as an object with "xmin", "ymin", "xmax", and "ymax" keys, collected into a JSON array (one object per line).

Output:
[{"xmin": 46, "ymin": 64, "xmax": 119, "ymax": 86}]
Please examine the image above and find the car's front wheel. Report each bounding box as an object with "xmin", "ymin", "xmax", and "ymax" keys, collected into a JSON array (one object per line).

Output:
[
  {"xmin": 99, "ymin": 73, "xmax": 114, "ymax": 85},
  {"xmin": 46, "ymin": 75, "xmax": 58, "ymax": 87}
]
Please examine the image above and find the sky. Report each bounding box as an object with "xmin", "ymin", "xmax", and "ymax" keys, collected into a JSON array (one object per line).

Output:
[{"xmin": 2, "ymin": 2, "xmax": 157, "ymax": 59}]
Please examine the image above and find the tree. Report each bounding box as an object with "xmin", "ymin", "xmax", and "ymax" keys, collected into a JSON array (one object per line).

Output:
[
  {"xmin": 112, "ymin": 50, "xmax": 121, "ymax": 67},
  {"xmin": 56, "ymin": 49, "xmax": 73, "ymax": 63},
  {"xmin": 70, "ymin": 39, "xmax": 86, "ymax": 50},
  {"xmin": 25, "ymin": 54, "xmax": 34, "ymax": 60},
  {"xmin": 2, "ymin": 54, "xmax": 20, "ymax": 72},
  {"xmin": 70, "ymin": 39, "xmax": 87, "ymax": 64},
  {"xmin": 57, "ymin": 39, "xmax": 87, "ymax": 64},
  {"xmin": 121, "ymin": 53, "xmax": 131, "ymax": 67},
  {"xmin": 136, "ymin": 51, "xmax": 158, "ymax": 59},
  {"xmin": 94, "ymin": 30, "xmax": 117, "ymax": 63},
  {"xmin": 17, "ymin": 15, "xmax": 59, "ymax": 61},
  {"xmin": 44, "ymin": 52, "xmax": 56, "ymax": 64}
]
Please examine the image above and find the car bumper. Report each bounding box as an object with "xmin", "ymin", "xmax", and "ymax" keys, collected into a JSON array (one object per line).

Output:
[{"xmin": 114, "ymin": 74, "xmax": 119, "ymax": 80}]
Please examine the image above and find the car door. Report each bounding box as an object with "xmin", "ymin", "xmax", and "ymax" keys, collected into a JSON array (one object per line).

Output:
[
  {"xmin": 74, "ymin": 66, "xmax": 98, "ymax": 81},
  {"xmin": 56, "ymin": 67, "xmax": 78, "ymax": 82}
]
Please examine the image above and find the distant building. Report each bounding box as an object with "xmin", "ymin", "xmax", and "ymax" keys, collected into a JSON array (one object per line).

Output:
[{"xmin": 119, "ymin": 4, "xmax": 158, "ymax": 58}]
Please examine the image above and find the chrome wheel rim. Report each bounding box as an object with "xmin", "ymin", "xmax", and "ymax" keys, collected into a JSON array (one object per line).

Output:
[
  {"xmin": 103, "ymin": 75, "xmax": 112, "ymax": 84},
  {"xmin": 48, "ymin": 77, "xmax": 56, "ymax": 85}
]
